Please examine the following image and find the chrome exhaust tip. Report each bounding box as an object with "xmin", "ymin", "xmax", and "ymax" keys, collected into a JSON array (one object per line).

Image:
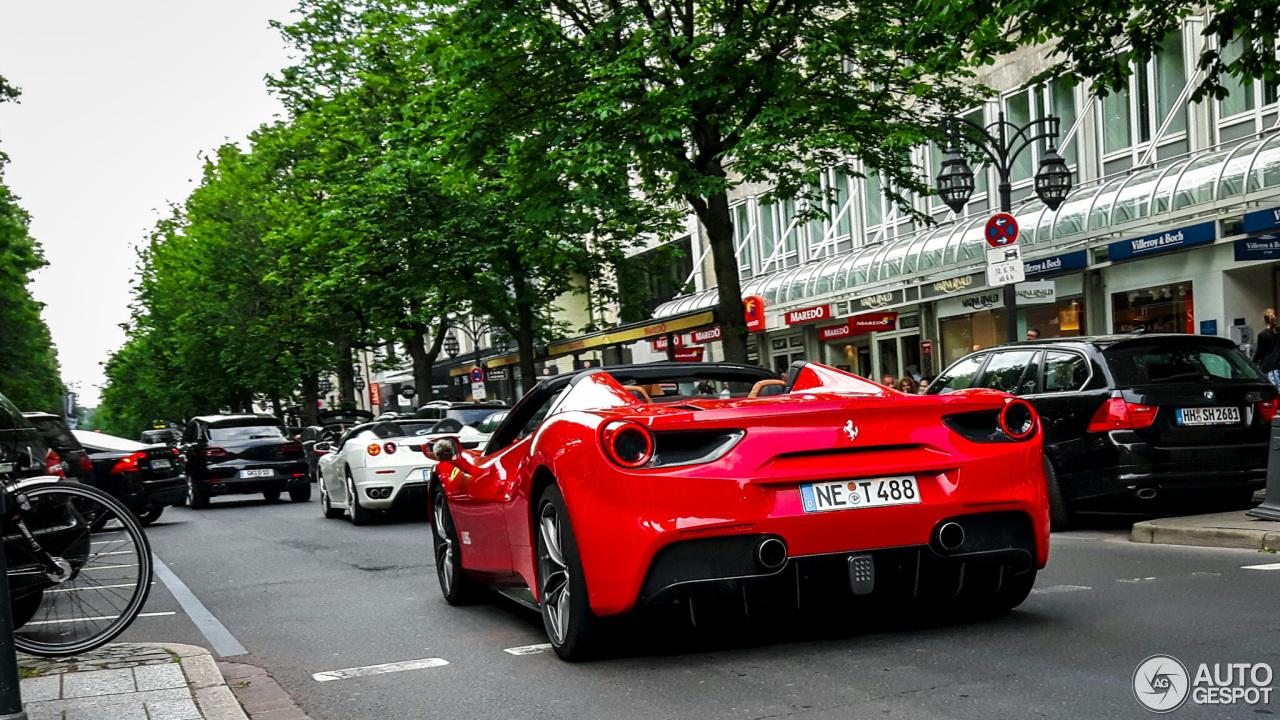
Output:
[
  {"xmin": 937, "ymin": 522, "xmax": 966, "ymax": 551},
  {"xmin": 1136, "ymin": 488, "xmax": 1157, "ymax": 500},
  {"xmin": 754, "ymin": 537, "xmax": 788, "ymax": 571}
]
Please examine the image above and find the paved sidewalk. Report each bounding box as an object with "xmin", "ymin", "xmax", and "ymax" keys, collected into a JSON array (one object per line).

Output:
[
  {"xmin": 1131, "ymin": 510, "xmax": 1280, "ymax": 550},
  {"xmin": 18, "ymin": 643, "xmax": 257, "ymax": 720}
]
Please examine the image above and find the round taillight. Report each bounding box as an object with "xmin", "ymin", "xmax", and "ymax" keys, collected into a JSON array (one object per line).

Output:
[
  {"xmin": 383, "ymin": 442, "xmax": 397, "ymax": 455},
  {"xmin": 999, "ymin": 399, "xmax": 1037, "ymax": 440},
  {"xmin": 601, "ymin": 421, "xmax": 653, "ymax": 468},
  {"xmin": 367, "ymin": 443, "xmax": 382, "ymax": 456}
]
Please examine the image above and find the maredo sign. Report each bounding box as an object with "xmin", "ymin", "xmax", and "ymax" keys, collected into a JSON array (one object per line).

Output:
[
  {"xmin": 651, "ymin": 334, "xmax": 685, "ymax": 352},
  {"xmin": 692, "ymin": 327, "xmax": 722, "ymax": 343},
  {"xmin": 785, "ymin": 304, "xmax": 832, "ymax": 326},
  {"xmin": 818, "ymin": 312, "xmax": 899, "ymax": 340}
]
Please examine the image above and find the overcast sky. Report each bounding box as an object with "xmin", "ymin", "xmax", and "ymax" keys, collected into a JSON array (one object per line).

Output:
[{"xmin": 0, "ymin": 1, "xmax": 299, "ymax": 406}]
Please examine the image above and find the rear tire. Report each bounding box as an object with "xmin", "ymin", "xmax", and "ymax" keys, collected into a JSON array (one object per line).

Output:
[
  {"xmin": 347, "ymin": 472, "xmax": 372, "ymax": 526},
  {"xmin": 188, "ymin": 479, "xmax": 210, "ymax": 509},
  {"xmin": 263, "ymin": 490, "xmax": 281, "ymax": 503},
  {"xmin": 136, "ymin": 506, "xmax": 164, "ymax": 525},
  {"xmin": 289, "ymin": 484, "xmax": 312, "ymax": 503},
  {"xmin": 536, "ymin": 484, "xmax": 605, "ymax": 661},
  {"xmin": 1044, "ymin": 458, "xmax": 1072, "ymax": 531}
]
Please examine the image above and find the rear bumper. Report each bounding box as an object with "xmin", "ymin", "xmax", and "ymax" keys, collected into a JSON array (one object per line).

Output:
[
  {"xmin": 351, "ymin": 466, "xmax": 432, "ymax": 510},
  {"xmin": 199, "ymin": 476, "xmax": 307, "ymax": 496},
  {"xmin": 635, "ymin": 511, "xmax": 1037, "ymax": 610},
  {"xmin": 1060, "ymin": 441, "xmax": 1267, "ymax": 504}
]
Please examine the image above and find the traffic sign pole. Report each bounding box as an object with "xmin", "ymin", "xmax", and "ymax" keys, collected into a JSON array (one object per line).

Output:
[{"xmin": 985, "ymin": 210, "xmax": 1022, "ymax": 343}]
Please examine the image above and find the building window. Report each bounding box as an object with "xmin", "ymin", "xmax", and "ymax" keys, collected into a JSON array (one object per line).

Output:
[
  {"xmin": 732, "ymin": 202, "xmax": 755, "ymax": 279},
  {"xmin": 1003, "ymin": 79, "xmax": 1081, "ymax": 190},
  {"xmin": 1112, "ymin": 281, "xmax": 1194, "ymax": 334},
  {"xmin": 617, "ymin": 238, "xmax": 695, "ymax": 323},
  {"xmin": 1217, "ymin": 38, "xmax": 1280, "ymax": 142},
  {"xmin": 758, "ymin": 197, "xmax": 801, "ymax": 274},
  {"xmin": 863, "ymin": 169, "xmax": 917, "ymax": 244},
  {"xmin": 1099, "ymin": 29, "xmax": 1190, "ymax": 173}
]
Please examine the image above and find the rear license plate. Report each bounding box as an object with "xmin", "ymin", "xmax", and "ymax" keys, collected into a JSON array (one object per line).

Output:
[
  {"xmin": 152, "ymin": 459, "xmax": 172, "ymax": 469},
  {"xmin": 240, "ymin": 469, "xmax": 273, "ymax": 478},
  {"xmin": 801, "ymin": 476, "xmax": 920, "ymax": 513},
  {"xmin": 1175, "ymin": 407, "xmax": 1240, "ymax": 426}
]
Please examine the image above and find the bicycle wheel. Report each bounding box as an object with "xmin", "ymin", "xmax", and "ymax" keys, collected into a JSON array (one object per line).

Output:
[{"xmin": 5, "ymin": 483, "xmax": 153, "ymax": 657}]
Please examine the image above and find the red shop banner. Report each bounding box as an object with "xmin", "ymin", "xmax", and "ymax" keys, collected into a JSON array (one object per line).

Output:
[
  {"xmin": 744, "ymin": 296, "xmax": 766, "ymax": 331},
  {"xmin": 651, "ymin": 334, "xmax": 685, "ymax": 352},
  {"xmin": 785, "ymin": 304, "xmax": 832, "ymax": 326},
  {"xmin": 368, "ymin": 382, "xmax": 382, "ymax": 407},
  {"xmin": 692, "ymin": 326, "xmax": 722, "ymax": 343},
  {"xmin": 674, "ymin": 347, "xmax": 705, "ymax": 362},
  {"xmin": 818, "ymin": 312, "xmax": 899, "ymax": 340}
]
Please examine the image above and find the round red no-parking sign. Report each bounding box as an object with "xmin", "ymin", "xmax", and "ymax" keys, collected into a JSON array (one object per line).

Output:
[
  {"xmin": 469, "ymin": 367, "xmax": 485, "ymax": 383},
  {"xmin": 985, "ymin": 213, "xmax": 1020, "ymax": 247}
]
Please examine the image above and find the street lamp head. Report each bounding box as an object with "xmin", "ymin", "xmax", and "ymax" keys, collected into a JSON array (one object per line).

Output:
[
  {"xmin": 443, "ymin": 331, "xmax": 460, "ymax": 358},
  {"xmin": 936, "ymin": 146, "xmax": 976, "ymax": 214},
  {"xmin": 354, "ymin": 376, "xmax": 365, "ymax": 391},
  {"xmin": 1034, "ymin": 147, "xmax": 1073, "ymax": 211}
]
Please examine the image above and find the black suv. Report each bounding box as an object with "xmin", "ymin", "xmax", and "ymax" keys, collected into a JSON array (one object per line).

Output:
[
  {"xmin": 182, "ymin": 415, "xmax": 310, "ymax": 508},
  {"xmin": 299, "ymin": 409, "xmax": 374, "ymax": 481},
  {"xmin": 75, "ymin": 430, "xmax": 188, "ymax": 525},
  {"xmin": 0, "ymin": 393, "xmax": 54, "ymax": 481},
  {"xmin": 926, "ymin": 334, "xmax": 1275, "ymax": 527}
]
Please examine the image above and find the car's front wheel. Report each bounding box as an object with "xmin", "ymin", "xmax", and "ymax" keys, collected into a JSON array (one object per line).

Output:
[
  {"xmin": 536, "ymin": 484, "xmax": 604, "ymax": 661},
  {"xmin": 430, "ymin": 482, "xmax": 482, "ymax": 605}
]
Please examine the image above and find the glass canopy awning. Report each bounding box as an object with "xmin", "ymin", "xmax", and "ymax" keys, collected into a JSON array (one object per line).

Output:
[{"xmin": 654, "ymin": 131, "xmax": 1280, "ymax": 320}]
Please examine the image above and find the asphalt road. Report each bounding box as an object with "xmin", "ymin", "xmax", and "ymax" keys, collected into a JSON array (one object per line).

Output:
[{"xmin": 119, "ymin": 495, "xmax": 1280, "ymax": 720}]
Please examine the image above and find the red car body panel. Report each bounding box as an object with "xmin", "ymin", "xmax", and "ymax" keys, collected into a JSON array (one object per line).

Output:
[{"xmin": 437, "ymin": 363, "xmax": 1049, "ymax": 617}]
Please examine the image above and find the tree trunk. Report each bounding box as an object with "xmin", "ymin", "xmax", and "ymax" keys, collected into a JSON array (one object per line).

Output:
[
  {"xmin": 510, "ymin": 260, "xmax": 538, "ymax": 391},
  {"xmin": 337, "ymin": 337, "xmax": 356, "ymax": 408},
  {"xmin": 688, "ymin": 160, "xmax": 749, "ymax": 365},
  {"xmin": 270, "ymin": 392, "xmax": 282, "ymax": 421},
  {"xmin": 301, "ymin": 374, "xmax": 320, "ymax": 426},
  {"xmin": 407, "ymin": 320, "xmax": 450, "ymax": 405}
]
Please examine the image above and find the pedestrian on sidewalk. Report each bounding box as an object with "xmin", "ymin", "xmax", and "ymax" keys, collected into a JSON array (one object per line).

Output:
[{"xmin": 1254, "ymin": 309, "xmax": 1280, "ymax": 389}]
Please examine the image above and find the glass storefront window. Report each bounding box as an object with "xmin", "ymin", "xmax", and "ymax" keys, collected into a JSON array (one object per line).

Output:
[
  {"xmin": 1112, "ymin": 282, "xmax": 1194, "ymax": 334},
  {"xmin": 940, "ymin": 311, "xmax": 1008, "ymax": 366},
  {"xmin": 1022, "ymin": 299, "xmax": 1085, "ymax": 339}
]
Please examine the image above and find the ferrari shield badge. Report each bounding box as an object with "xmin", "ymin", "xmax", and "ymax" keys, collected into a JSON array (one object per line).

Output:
[{"xmin": 843, "ymin": 420, "xmax": 859, "ymax": 442}]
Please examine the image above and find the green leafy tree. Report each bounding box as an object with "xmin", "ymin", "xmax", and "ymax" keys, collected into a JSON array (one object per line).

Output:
[
  {"xmin": 0, "ymin": 75, "xmax": 63, "ymax": 412},
  {"xmin": 425, "ymin": 0, "xmax": 979, "ymax": 362}
]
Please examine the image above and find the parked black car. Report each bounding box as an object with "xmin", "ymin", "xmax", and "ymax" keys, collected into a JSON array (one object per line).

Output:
[
  {"xmin": 926, "ymin": 334, "xmax": 1275, "ymax": 527},
  {"xmin": 23, "ymin": 412, "xmax": 92, "ymax": 481},
  {"xmin": 73, "ymin": 429, "xmax": 188, "ymax": 525},
  {"xmin": 299, "ymin": 409, "xmax": 374, "ymax": 481},
  {"xmin": 182, "ymin": 415, "xmax": 310, "ymax": 508},
  {"xmin": 0, "ymin": 393, "xmax": 55, "ymax": 482}
]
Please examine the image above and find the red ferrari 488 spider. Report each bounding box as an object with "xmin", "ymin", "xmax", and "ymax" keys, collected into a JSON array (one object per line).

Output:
[{"xmin": 427, "ymin": 361, "xmax": 1049, "ymax": 660}]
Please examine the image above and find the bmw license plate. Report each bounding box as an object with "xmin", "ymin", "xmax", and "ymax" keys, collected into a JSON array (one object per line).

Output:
[
  {"xmin": 1175, "ymin": 407, "xmax": 1240, "ymax": 426},
  {"xmin": 152, "ymin": 459, "xmax": 171, "ymax": 469},
  {"xmin": 800, "ymin": 476, "xmax": 920, "ymax": 513},
  {"xmin": 240, "ymin": 469, "xmax": 273, "ymax": 478}
]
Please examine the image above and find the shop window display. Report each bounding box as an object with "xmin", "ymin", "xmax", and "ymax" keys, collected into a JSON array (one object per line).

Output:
[{"xmin": 1112, "ymin": 282, "xmax": 1194, "ymax": 334}]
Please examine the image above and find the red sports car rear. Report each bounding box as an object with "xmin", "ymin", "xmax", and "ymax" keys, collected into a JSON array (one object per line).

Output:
[{"xmin": 429, "ymin": 361, "xmax": 1049, "ymax": 660}]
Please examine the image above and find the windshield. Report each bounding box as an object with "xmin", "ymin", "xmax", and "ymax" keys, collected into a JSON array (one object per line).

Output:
[
  {"xmin": 1105, "ymin": 342, "xmax": 1264, "ymax": 386},
  {"xmin": 446, "ymin": 408, "xmax": 506, "ymax": 428},
  {"xmin": 31, "ymin": 418, "xmax": 82, "ymax": 452},
  {"xmin": 369, "ymin": 421, "xmax": 441, "ymax": 439},
  {"xmin": 73, "ymin": 430, "xmax": 147, "ymax": 453},
  {"xmin": 208, "ymin": 425, "xmax": 286, "ymax": 442}
]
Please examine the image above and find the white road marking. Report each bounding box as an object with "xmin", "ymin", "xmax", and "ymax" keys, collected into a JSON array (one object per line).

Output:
[
  {"xmin": 81, "ymin": 564, "xmax": 139, "ymax": 571},
  {"xmin": 504, "ymin": 643, "xmax": 553, "ymax": 656},
  {"xmin": 1030, "ymin": 584, "xmax": 1092, "ymax": 595},
  {"xmin": 152, "ymin": 553, "xmax": 248, "ymax": 657},
  {"xmin": 312, "ymin": 658, "xmax": 449, "ymax": 682},
  {"xmin": 1242, "ymin": 562, "xmax": 1280, "ymax": 570},
  {"xmin": 22, "ymin": 611, "xmax": 175, "ymax": 626},
  {"xmin": 47, "ymin": 582, "xmax": 156, "ymax": 594},
  {"xmin": 1117, "ymin": 577, "xmax": 1157, "ymax": 583}
]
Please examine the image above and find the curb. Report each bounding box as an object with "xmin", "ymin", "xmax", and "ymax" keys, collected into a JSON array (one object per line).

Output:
[
  {"xmin": 141, "ymin": 642, "xmax": 251, "ymax": 720},
  {"xmin": 1130, "ymin": 517, "xmax": 1280, "ymax": 551}
]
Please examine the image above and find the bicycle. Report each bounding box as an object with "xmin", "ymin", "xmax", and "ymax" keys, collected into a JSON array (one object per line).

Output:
[{"xmin": 3, "ymin": 478, "xmax": 154, "ymax": 656}]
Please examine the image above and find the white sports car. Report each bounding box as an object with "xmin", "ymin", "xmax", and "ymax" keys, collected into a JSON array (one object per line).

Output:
[{"xmin": 316, "ymin": 418, "xmax": 478, "ymax": 525}]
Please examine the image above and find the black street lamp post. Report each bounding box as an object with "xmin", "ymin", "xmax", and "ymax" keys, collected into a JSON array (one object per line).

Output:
[{"xmin": 936, "ymin": 113, "xmax": 1073, "ymax": 344}]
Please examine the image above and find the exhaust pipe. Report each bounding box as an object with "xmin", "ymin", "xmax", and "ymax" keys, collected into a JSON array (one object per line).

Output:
[
  {"xmin": 1136, "ymin": 488, "xmax": 1158, "ymax": 500},
  {"xmin": 754, "ymin": 537, "xmax": 788, "ymax": 571},
  {"xmin": 937, "ymin": 522, "xmax": 966, "ymax": 552}
]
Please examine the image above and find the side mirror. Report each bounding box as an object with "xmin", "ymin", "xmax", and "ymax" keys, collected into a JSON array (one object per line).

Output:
[
  {"xmin": 426, "ymin": 437, "xmax": 462, "ymax": 462},
  {"xmin": 314, "ymin": 442, "xmax": 334, "ymax": 454}
]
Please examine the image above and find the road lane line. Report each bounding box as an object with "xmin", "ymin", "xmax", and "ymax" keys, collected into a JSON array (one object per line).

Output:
[
  {"xmin": 504, "ymin": 643, "xmax": 552, "ymax": 656},
  {"xmin": 312, "ymin": 658, "xmax": 449, "ymax": 682},
  {"xmin": 151, "ymin": 553, "xmax": 248, "ymax": 657},
  {"xmin": 23, "ymin": 611, "xmax": 176, "ymax": 626},
  {"xmin": 1242, "ymin": 562, "xmax": 1280, "ymax": 570},
  {"xmin": 1030, "ymin": 584, "xmax": 1092, "ymax": 594}
]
